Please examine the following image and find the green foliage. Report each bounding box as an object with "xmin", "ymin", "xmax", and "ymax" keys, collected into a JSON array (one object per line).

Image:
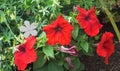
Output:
[
  {"xmin": 47, "ymin": 62, "xmax": 64, "ymax": 71},
  {"xmin": 0, "ymin": 0, "xmax": 119, "ymax": 71},
  {"xmin": 71, "ymin": 58, "xmax": 84, "ymax": 71},
  {"xmin": 36, "ymin": 32, "xmax": 47, "ymax": 49}
]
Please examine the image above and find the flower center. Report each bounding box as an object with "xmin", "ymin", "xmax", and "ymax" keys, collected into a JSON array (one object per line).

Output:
[
  {"xmin": 55, "ymin": 26, "xmax": 62, "ymax": 32},
  {"xmin": 19, "ymin": 46, "xmax": 26, "ymax": 53},
  {"xmin": 103, "ymin": 41, "xmax": 108, "ymax": 50},
  {"xmin": 85, "ymin": 15, "xmax": 90, "ymax": 21}
]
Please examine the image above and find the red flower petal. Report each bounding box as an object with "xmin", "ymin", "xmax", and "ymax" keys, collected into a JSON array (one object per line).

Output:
[
  {"xmin": 84, "ymin": 23, "xmax": 100, "ymax": 37},
  {"xmin": 43, "ymin": 15, "xmax": 73, "ymax": 45},
  {"xmin": 97, "ymin": 32, "xmax": 114, "ymax": 65},
  {"xmin": 14, "ymin": 56, "xmax": 27, "ymax": 70},
  {"xmin": 76, "ymin": 6, "xmax": 103, "ymax": 37},
  {"xmin": 24, "ymin": 48, "xmax": 37, "ymax": 63},
  {"xmin": 25, "ymin": 36, "xmax": 36, "ymax": 49},
  {"xmin": 77, "ymin": 6, "xmax": 87, "ymax": 14},
  {"xmin": 14, "ymin": 36, "xmax": 37, "ymax": 70}
]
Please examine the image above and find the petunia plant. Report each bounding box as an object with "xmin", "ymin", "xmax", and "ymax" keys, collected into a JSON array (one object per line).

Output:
[{"xmin": 0, "ymin": 0, "xmax": 119, "ymax": 71}]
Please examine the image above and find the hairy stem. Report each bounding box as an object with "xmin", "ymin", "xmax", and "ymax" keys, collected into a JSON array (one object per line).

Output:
[{"xmin": 99, "ymin": 0, "xmax": 120, "ymax": 42}]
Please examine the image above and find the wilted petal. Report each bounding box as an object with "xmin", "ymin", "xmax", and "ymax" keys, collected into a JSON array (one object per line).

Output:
[
  {"xmin": 58, "ymin": 46, "xmax": 78, "ymax": 56},
  {"xmin": 65, "ymin": 57, "xmax": 74, "ymax": 69},
  {"xmin": 20, "ymin": 26, "xmax": 27, "ymax": 32}
]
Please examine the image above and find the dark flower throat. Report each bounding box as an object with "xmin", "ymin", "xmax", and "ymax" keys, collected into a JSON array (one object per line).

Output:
[
  {"xmin": 55, "ymin": 26, "xmax": 62, "ymax": 32},
  {"xmin": 85, "ymin": 15, "xmax": 90, "ymax": 21},
  {"xmin": 19, "ymin": 46, "xmax": 26, "ymax": 53}
]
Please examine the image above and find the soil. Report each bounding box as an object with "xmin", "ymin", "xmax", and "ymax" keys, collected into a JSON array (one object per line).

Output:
[{"xmin": 80, "ymin": 43, "xmax": 120, "ymax": 71}]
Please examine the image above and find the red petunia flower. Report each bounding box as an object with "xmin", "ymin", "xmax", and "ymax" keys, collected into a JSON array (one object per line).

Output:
[
  {"xmin": 14, "ymin": 36, "xmax": 37, "ymax": 70},
  {"xmin": 76, "ymin": 6, "xmax": 103, "ymax": 37},
  {"xmin": 97, "ymin": 32, "xmax": 114, "ymax": 65},
  {"xmin": 43, "ymin": 15, "xmax": 73, "ymax": 45}
]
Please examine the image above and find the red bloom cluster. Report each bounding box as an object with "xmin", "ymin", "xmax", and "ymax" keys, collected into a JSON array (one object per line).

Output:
[
  {"xmin": 14, "ymin": 36, "xmax": 37, "ymax": 70},
  {"xmin": 97, "ymin": 32, "xmax": 114, "ymax": 65},
  {"xmin": 43, "ymin": 15, "xmax": 73, "ymax": 45},
  {"xmin": 13, "ymin": 6, "xmax": 114, "ymax": 71},
  {"xmin": 76, "ymin": 6, "xmax": 103, "ymax": 37}
]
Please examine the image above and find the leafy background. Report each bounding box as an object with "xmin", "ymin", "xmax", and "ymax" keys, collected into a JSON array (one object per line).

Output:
[{"xmin": 0, "ymin": 0, "xmax": 120, "ymax": 71}]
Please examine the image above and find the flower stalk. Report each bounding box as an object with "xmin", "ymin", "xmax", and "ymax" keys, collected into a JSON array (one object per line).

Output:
[{"xmin": 99, "ymin": 0, "xmax": 120, "ymax": 42}]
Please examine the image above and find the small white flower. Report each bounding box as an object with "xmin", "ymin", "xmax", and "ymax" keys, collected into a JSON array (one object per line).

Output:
[{"xmin": 20, "ymin": 20, "xmax": 38, "ymax": 38}]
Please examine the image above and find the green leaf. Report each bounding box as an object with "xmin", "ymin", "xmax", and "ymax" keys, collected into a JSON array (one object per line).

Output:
[
  {"xmin": 10, "ymin": 13, "xmax": 16, "ymax": 20},
  {"xmin": 0, "ymin": 37, "xmax": 3, "ymax": 41},
  {"xmin": 33, "ymin": 64, "xmax": 48, "ymax": 71},
  {"xmin": 72, "ymin": 24, "xmax": 79, "ymax": 40},
  {"xmin": 64, "ymin": 0, "xmax": 71, "ymax": 4},
  {"xmin": 54, "ymin": 58, "xmax": 64, "ymax": 66},
  {"xmin": 37, "ymin": 32, "xmax": 47, "ymax": 49},
  {"xmin": 33, "ymin": 51, "xmax": 46, "ymax": 70},
  {"xmin": 79, "ymin": 62, "xmax": 85, "ymax": 71},
  {"xmin": 64, "ymin": 58, "xmax": 85, "ymax": 71},
  {"xmin": 43, "ymin": 45, "xmax": 54, "ymax": 58},
  {"xmin": 84, "ymin": 46, "xmax": 94, "ymax": 56},
  {"xmin": 80, "ymin": 42, "xmax": 89, "ymax": 52},
  {"xmin": 48, "ymin": 62, "xmax": 64, "ymax": 71},
  {"xmin": 0, "ymin": 11, "xmax": 6, "ymax": 23},
  {"xmin": 71, "ymin": 58, "xmax": 84, "ymax": 71}
]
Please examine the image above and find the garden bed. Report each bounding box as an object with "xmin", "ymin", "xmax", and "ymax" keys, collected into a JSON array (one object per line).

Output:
[
  {"xmin": 80, "ymin": 43, "xmax": 120, "ymax": 71},
  {"xmin": 1, "ymin": 0, "xmax": 120, "ymax": 71}
]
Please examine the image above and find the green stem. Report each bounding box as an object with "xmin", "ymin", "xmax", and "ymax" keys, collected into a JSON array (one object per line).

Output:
[{"xmin": 99, "ymin": 0, "xmax": 120, "ymax": 42}]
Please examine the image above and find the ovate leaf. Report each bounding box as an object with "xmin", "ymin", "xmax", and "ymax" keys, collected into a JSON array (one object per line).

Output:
[
  {"xmin": 43, "ymin": 45, "xmax": 54, "ymax": 58},
  {"xmin": 33, "ymin": 51, "xmax": 46, "ymax": 70},
  {"xmin": 72, "ymin": 24, "xmax": 79, "ymax": 40},
  {"xmin": 80, "ymin": 42, "xmax": 89, "ymax": 52}
]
